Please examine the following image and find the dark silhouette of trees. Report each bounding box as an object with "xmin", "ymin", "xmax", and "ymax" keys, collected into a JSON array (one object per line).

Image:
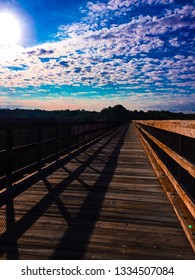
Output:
[
  {"xmin": 131, "ymin": 110, "xmax": 195, "ymax": 120},
  {"xmin": 99, "ymin": 105, "xmax": 132, "ymax": 122},
  {"xmin": 0, "ymin": 106, "xmax": 194, "ymax": 121}
]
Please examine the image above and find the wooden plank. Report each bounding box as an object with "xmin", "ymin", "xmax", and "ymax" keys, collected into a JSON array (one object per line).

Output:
[
  {"xmin": 136, "ymin": 126, "xmax": 195, "ymax": 219},
  {"xmin": 136, "ymin": 127, "xmax": 195, "ymax": 252},
  {"xmin": 137, "ymin": 124, "xmax": 195, "ymax": 177},
  {"xmin": 0, "ymin": 122, "xmax": 194, "ymax": 260},
  {"xmin": 136, "ymin": 120, "xmax": 195, "ymax": 138}
]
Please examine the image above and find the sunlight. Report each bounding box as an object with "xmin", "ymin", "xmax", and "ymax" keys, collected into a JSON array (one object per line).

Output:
[{"xmin": 0, "ymin": 12, "xmax": 21, "ymax": 45}]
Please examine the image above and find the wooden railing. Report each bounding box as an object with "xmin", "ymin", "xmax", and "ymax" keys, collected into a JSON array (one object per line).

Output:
[
  {"xmin": 135, "ymin": 121, "xmax": 195, "ymax": 218},
  {"xmin": 0, "ymin": 119, "xmax": 120, "ymax": 193}
]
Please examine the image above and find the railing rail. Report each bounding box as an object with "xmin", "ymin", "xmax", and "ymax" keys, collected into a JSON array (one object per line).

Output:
[
  {"xmin": 0, "ymin": 119, "xmax": 121, "ymax": 192},
  {"xmin": 135, "ymin": 120, "xmax": 195, "ymax": 219}
]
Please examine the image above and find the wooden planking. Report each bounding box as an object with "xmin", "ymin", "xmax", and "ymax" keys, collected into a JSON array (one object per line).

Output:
[
  {"xmin": 136, "ymin": 127, "xmax": 195, "ymax": 251},
  {"xmin": 135, "ymin": 123, "xmax": 195, "ymax": 219},
  {"xmin": 0, "ymin": 123, "xmax": 194, "ymax": 260},
  {"xmin": 135, "ymin": 121, "xmax": 195, "ymax": 220}
]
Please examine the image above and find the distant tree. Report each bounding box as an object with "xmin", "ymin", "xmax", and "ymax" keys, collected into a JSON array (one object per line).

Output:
[
  {"xmin": 0, "ymin": 106, "xmax": 194, "ymax": 121},
  {"xmin": 100, "ymin": 105, "xmax": 132, "ymax": 122}
]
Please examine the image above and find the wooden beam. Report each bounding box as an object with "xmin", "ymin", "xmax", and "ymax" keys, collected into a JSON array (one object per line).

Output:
[
  {"xmin": 136, "ymin": 120, "xmax": 195, "ymax": 138},
  {"xmin": 136, "ymin": 124, "xmax": 195, "ymax": 178},
  {"xmin": 136, "ymin": 127, "xmax": 195, "ymax": 252},
  {"xmin": 135, "ymin": 126, "xmax": 195, "ymax": 219}
]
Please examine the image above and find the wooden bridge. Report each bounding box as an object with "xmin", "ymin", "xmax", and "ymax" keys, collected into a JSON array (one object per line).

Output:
[{"xmin": 0, "ymin": 120, "xmax": 194, "ymax": 259}]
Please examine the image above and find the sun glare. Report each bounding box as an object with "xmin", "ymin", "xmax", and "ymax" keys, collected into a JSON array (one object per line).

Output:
[{"xmin": 0, "ymin": 12, "xmax": 21, "ymax": 45}]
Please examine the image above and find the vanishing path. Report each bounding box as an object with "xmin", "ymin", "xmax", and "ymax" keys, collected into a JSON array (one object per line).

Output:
[{"xmin": 0, "ymin": 123, "xmax": 194, "ymax": 259}]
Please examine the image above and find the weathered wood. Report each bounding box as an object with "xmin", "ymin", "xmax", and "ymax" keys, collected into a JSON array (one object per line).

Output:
[
  {"xmin": 136, "ymin": 120, "xmax": 195, "ymax": 138},
  {"xmin": 0, "ymin": 120, "xmax": 120, "ymax": 190},
  {"xmin": 0, "ymin": 123, "xmax": 194, "ymax": 260},
  {"xmin": 137, "ymin": 125, "xmax": 195, "ymax": 177},
  {"xmin": 136, "ymin": 127, "xmax": 195, "ymax": 252},
  {"xmin": 135, "ymin": 121, "xmax": 195, "ymax": 218}
]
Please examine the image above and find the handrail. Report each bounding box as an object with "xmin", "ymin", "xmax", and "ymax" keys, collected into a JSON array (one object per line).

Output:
[
  {"xmin": 0, "ymin": 120, "xmax": 122, "ymax": 191},
  {"xmin": 135, "ymin": 120, "xmax": 195, "ymax": 219},
  {"xmin": 136, "ymin": 120, "xmax": 195, "ymax": 138},
  {"xmin": 138, "ymin": 126, "xmax": 195, "ymax": 178}
]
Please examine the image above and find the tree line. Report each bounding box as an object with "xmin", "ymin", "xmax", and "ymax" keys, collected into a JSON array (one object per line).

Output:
[{"xmin": 0, "ymin": 105, "xmax": 194, "ymax": 122}]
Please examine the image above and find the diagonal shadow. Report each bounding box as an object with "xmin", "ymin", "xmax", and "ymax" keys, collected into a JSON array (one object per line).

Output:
[
  {"xmin": 62, "ymin": 166, "xmax": 91, "ymax": 188},
  {"xmin": 42, "ymin": 177, "xmax": 73, "ymax": 226},
  {"xmin": 0, "ymin": 123, "xmax": 129, "ymax": 259},
  {"xmin": 5, "ymin": 198, "xmax": 19, "ymax": 260},
  {"xmin": 51, "ymin": 123, "xmax": 129, "ymax": 259}
]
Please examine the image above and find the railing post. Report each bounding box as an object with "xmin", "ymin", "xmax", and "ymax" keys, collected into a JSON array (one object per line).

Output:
[
  {"xmin": 77, "ymin": 123, "xmax": 80, "ymax": 147},
  {"xmin": 5, "ymin": 127, "xmax": 13, "ymax": 188},
  {"xmin": 1, "ymin": 120, "xmax": 117, "ymax": 191},
  {"xmin": 89, "ymin": 123, "xmax": 91, "ymax": 141},
  {"xmin": 96, "ymin": 123, "xmax": 98, "ymax": 138},
  {"xmin": 178, "ymin": 134, "xmax": 182, "ymax": 181},
  {"xmin": 93, "ymin": 123, "xmax": 95, "ymax": 139},
  {"xmin": 95, "ymin": 123, "xmax": 97, "ymax": 137},
  {"xmin": 83, "ymin": 123, "xmax": 86, "ymax": 144},
  {"xmin": 37, "ymin": 124, "xmax": 42, "ymax": 170},
  {"xmin": 55, "ymin": 124, "xmax": 59, "ymax": 161},
  {"xmin": 67, "ymin": 124, "xmax": 71, "ymax": 153},
  {"xmin": 96, "ymin": 123, "xmax": 100, "ymax": 137}
]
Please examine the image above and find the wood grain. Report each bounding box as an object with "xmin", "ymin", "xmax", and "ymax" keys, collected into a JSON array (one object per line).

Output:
[{"xmin": 0, "ymin": 123, "xmax": 194, "ymax": 260}]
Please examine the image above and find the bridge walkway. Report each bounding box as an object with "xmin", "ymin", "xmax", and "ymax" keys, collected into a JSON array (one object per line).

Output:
[{"xmin": 0, "ymin": 123, "xmax": 194, "ymax": 259}]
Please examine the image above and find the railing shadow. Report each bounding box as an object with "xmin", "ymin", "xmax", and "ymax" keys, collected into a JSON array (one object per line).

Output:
[
  {"xmin": 51, "ymin": 124, "xmax": 129, "ymax": 259},
  {"xmin": 4, "ymin": 198, "xmax": 19, "ymax": 259},
  {"xmin": 0, "ymin": 123, "xmax": 129, "ymax": 259}
]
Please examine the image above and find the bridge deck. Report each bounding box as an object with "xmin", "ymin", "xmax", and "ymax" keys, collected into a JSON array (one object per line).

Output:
[{"xmin": 0, "ymin": 123, "xmax": 194, "ymax": 259}]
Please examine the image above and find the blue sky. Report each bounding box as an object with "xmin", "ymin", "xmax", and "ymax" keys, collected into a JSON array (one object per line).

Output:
[{"xmin": 0, "ymin": 0, "xmax": 194, "ymax": 112}]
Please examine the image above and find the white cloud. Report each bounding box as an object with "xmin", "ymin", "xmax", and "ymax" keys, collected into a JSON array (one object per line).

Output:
[
  {"xmin": 0, "ymin": 0, "xmax": 194, "ymax": 112},
  {"xmin": 169, "ymin": 37, "xmax": 180, "ymax": 47}
]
